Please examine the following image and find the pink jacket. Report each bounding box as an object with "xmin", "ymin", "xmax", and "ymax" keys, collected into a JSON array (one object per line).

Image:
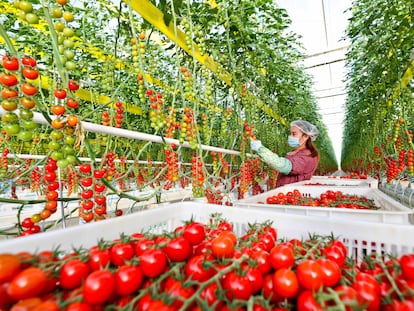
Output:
[{"xmin": 277, "ymin": 149, "xmax": 319, "ymax": 187}]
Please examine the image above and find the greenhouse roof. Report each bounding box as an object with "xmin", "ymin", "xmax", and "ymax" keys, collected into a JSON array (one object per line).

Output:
[{"xmin": 278, "ymin": 0, "xmax": 352, "ymax": 165}]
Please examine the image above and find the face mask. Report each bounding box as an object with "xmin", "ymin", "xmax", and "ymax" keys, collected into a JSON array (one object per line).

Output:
[{"xmin": 288, "ymin": 136, "xmax": 301, "ymax": 148}]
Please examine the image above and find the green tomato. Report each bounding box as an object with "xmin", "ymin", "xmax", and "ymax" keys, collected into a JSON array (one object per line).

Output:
[
  {"xmin": 51, "ymin": 7, "xmax": 63, "ymax": 18},
  {"xmin": 1, "ymin": 112, "xmax": 19, "ymax": 123},
  {"xmin": 63, "ymin": 39, "xmax": 75, "ymax": 49},
  {"xmin": 19, "ymin": 108, "xmax": 34, "ymax": 120},
  {"xmin": 64, "ymin": 135, "xmax": 76, "ymax": 145},
  {"xmin": 63, "ymin": 27, "xmax": 74, "ymax": 37},
  {"xmin": 21, "ymin": 120, "xmax": 38, "ymax": 130},
  {"xmin": 54, "ymin": 21, "xmax": 65, "ymax": 32},
  {"xmin": 57, "ymin": 159, "xmax": 69, "ymax": 169},
  {"xmin": 62, "ymin": 144, "xmax": 75, "ymax": 155},
  {"xmin": 3, "ymin": 123, "xmax": 20, "ymax": 135},
  {"xmin": 51, "ymin": 151, "xmax": 63, "ymax": 161},
  {"xmin": 25, "ymin": 13, "xmax": 39, "ymax": 24},
  {"xmin": 48, "ymin": 140, "xmax": 61, "ymax": 151},
  {"xmin": 50, "ymin": 130, "xmax": 64, "ymax": 140},
  {"xmin": 19, "ymin": 0, "xmax": 33, "ymax": 13},
  {"xmin": 18, "ymin": 130, "xmax": 33, "ymax": 141},
  {"xmin": 64, "ymin": 49, "xmax": 75, "ymax": 60},
  {"xmin": 66, "ymin": 155, "xmax": 76, "ymax": 165},
  {"xmin": 65, "ymin": 61, "xmax": 76, "ymax": 70}
]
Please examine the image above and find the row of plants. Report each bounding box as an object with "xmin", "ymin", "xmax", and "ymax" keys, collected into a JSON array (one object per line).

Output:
[{"xmin": 342, "ymin": 0, "xmax": 414, "ymax": 184}]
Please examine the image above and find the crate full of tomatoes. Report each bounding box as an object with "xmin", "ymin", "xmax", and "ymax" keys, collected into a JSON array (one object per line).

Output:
[
  {"xmin": 296, "ymin": 174, "xmax": 379, "ymax": 188},
  {"xmin": 235, "ymin": 184, "xmax": 414, "ymax": 225},
  {"xmin": 1, "ymin": 202, "xmax": 414, "ymax": 310}
]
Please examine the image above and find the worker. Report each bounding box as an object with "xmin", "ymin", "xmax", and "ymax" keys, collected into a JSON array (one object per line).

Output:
[{"xmin": 250, "ymin": 120, "xmax": 320, "ymax": 187}]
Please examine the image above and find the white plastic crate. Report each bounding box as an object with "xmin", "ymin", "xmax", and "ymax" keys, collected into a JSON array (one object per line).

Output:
[
  {"xmin": 296, "ymin": 175, "xmax": 378, "ymax": 188},
  {"xmin": 0, "ymin": 202, "xmax": 413, "ymax": 264},
  {"xmin": 235, "ymin": 185, "xmax": 414, "ymax": 225}
]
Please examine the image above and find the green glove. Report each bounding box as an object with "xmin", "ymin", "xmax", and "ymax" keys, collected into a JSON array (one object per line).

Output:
[{"xmin": 256, "ymin": 145, "xmax": 292, "ymax": 174}]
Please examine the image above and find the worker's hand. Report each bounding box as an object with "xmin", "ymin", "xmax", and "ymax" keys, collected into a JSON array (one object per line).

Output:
[{"xmin": 250, "ymin": 139, "xmax": 262, "ymax": 151}]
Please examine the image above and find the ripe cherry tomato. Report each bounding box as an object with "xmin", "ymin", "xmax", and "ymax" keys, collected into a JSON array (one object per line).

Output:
[
  {"xmin": 21, "ymin": 83, "xmax": 38, "ymax": 96},
  {"xmin": 88, "ymin": 247, "xmax": 111, "ymax": 271},
  {"xmin": 54, "ymin": 89, "xmax": 67, "ymax": 99},
  {"xmin": 82, "ymin": 270, "xmax": 115, "ymax": 304},
  {"xmin": 183, "ymin": 222, "xmax": 206, "ymax": 245},
  {"xmin": 297, "ymin": 290, "xmax": 323, "ymax": 311},
  {"xmin": 59, "ymin": 259, "xmax": 90, "ymax": 289},
  {"xmin": 0, "ymin": 254, "xmax": 21, "ymax": 283},
  {"xmin": 223, "ymin": 270, "xmax": 253, "ymax": 301},
  {"xmin": 7, "ymin": 267, "xmax": 47, "ymax": 300},
  {"xmin": 400, "ymin": 254, "xmax": 414, "ymax": 281},
  {"xmin": 115, "ymin": 265, "xmax": 143, "ymax": 296},
  {"xmin": 163, "ymin": 277, "xmax": 195, "ymax": 309},
  {"xmin": 211, "ymin": 232, "xmax": 235, "ymax": 259},
  {"xmin": 79, "ymin": 163, "xmax": 91, "ymax": 174},
  {"xmin": 269, "ymin": 243, "xmax": 295, "ymax": 270},
  {"xmin": 0, "ymin": 73, "xmax": 18, "ymax": 86},
  {"xmin": 110, "ymin": 242, "xmax": 135, "ymax": 266},
  {"xmin": 185, "ymin": 254, "xmax": 215, "ymax": 282},
  {"xmin": 296, "ymin": 259, "xmax": 324, "ymax": 291},
  {"xmin": 68, "ymin": 79, "xmax": 80, "ymax": 91},
  {"xmin": 21, "ymin": 56, "xmax": 37, "ymax": 67},
  {"xmin": 2, "ymin": 55, "xmax": 19, "ymax": 71},
  {"xmin": 315, "ymin": 258, "xmax": 341, "ymax": 287},
  {"xmin": 22, "ymin": 67, "xmax": 39, "ymax": 80},
  {"xmin": 139, "ymin": 249, "xmax": 167, "ymax": 278},
  {"xmin": 272, "ymin": 268, "xmax": 299, "ymax": 298},
  {"xmin": 244, "ymin": 266, "xmax": 264, "ymax": 294},
  {"xmin": 165, "ymin": 236, "xmax": 192, "ymax": 262}
]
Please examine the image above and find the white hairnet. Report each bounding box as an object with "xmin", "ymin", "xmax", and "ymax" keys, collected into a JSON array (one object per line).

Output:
[{"xmin": 291, "ymin": 120, "xmax": 319, "ymax": 141}]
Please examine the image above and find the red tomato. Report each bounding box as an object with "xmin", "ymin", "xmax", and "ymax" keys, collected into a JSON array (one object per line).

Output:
[
  {"xmin": 88, "ymin": 248, "xmax": 111, "ymax": 271},
  {"xmin": 66, "ymin": 302, "xmax": 94, "ymax": 311},
  {"xmin": 400, "ymin": 254, "xmax": 414, "ymax": 281},
  {"xmin": 68, "ymin": 79, "xmax": 80, "ymax": 91},
  {"xmin": 54, "ymin": 89, "xmax": 67, "ymax": 99},
  {"xmin": 334, "ymin": 285, "xmax": 360, "ymax": 311},
  {"xmin": 222, "ymin": 270, "xmax": 253, "ymax": 301},
  {"xmin": 82, "ymin": 270, "xmax": 115, "ymax": 304},
  {"xmin": 22, "ymin": 67, "xmax": 39, "ymax": 80},
  {"xmin": 165, "ymin": 236, "xmax": 192, "ymax": 262},
  {"xmin": 139, "ymin": 249, "xmax": 167, "ymax": 278},
  {"xmin": 296, "ymin": 259, "xmax": 324, "ymax": 291},
  {"xmin": 59, "ymin": 259, "xmax": 90, "ymax": 289},
  {"xmin": 115, "ymin": 265, "xmax": 143, "ymax": 296},
  {"xmin": 0, "ymin": 253, "xmax": 21, "ymax": 283},
  {"xmin": 30, "ymin": 299, "xmax": 60, "ymax": 311},
  {"xmin": 315, "ymin": 258, "xmax": 341, "ymax": 287},
  {"xmin": 0, "ymin": 73, "xmax": 18, "ymax": 86},
  {"xmin": 21, "ymin": 83, "xmax": 37, "ymax": 96},
  {"xmin": 211, "ymin": 233, "xmax": 235, "ymax": 259},
  {"xmin": 297, "ymin": 290, "xmax": 323, "ymax": 311},
  {"xmin": 2, "ymin": 55, "xmax": 19, "ymax": 71},
  {"xmin": 183, "ymin": 222, "xmax": 206, "ymax": 245},
  {"xmin": 272, "ymin": 268, "xmax": 299, "ymax": 298},
  {"xmin": 244, "ymin": 266, "xmax": 264, "ymax": 294},
  {"xmin": 21, "ymin": 56, "xmax": 37, "ymax": 67},
  {"xmin": 258, "ymin": 232, "xmax": 276, "ymax": 252},
  {"xmin": 352, "ymin": 280, "xmax": 380, "ymax": 311},
  {"xmin": 110, "ymin": 242, "xmax": 135, "ymax": 266},
  {"xmin": 163, "ymin": 277, "xmax": 195, "ymax": 309},
  {"xmin": 134, "ymin": 238, "xmax": 155, "ymax": 256},
  {"xmin": 7, "ymin": 267, "xmax": 47, "ymax": 300},
  {"xmin": 322, "ymin": 244, "xmax": 346, "ymax": 267},
  {"xmin": 269, "ymin": 243, "xmax": 295, "ymax": 270},
  {"xmin": 79, "ymin": 164, "xmax": 91, "ymax": 174},
  {"xmin": 251, "ymin": 250, "xmax": 271, "ymax": 275},
  {"xmin": 185, "ymin": 254, "xmax": 215, "ymax": 282},
  {"xmin": 261, "ymin": 273, "xmax": 280, "ymax": 303},
  {"xmin": 199, "ymin": 282, "xmax": 224, "ymax": 309}
]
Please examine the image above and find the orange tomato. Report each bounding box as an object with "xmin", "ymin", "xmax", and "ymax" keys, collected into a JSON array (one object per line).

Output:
[
  {"xmin": 51, "ymin": 118, "xmax": 65, "ymax": 129},
  {"xmin": 51, "ymin": 105, "xmax": 66, "ymax": 115},
  {"xmin": 20, "ymin": 97, "xmax": 36, "ymax": 109},
  {"xmin": 67, "ymin": 115, "xmax": 78, "ymax": 127}
]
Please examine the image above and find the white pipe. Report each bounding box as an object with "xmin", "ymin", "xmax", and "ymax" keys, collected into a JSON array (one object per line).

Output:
[{"xmin": 0, "ymin": 108, "xmax": 251, "ymax": 157}]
